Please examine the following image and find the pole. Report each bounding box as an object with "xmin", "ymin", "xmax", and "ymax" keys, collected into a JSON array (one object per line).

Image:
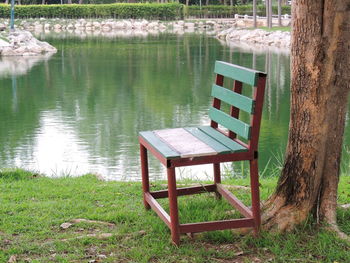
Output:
[{"xmin": 10, "ymin": 0, "xmax": 15, "ymax": 30}]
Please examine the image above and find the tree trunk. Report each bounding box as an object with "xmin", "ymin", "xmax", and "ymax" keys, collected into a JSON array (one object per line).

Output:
[
  {"xmin": 67, "ymin": 0, "xmax": 72, "ymax": 4},
  {"xmin": 268, "ymin": 0, "xmax": 273, "ymax": 28},
  {"xmin": 79, "ymin": 0, "xmax": 83, "ymax": 4},
  {"xmin": 277, "ymin": 0, "xmax": 282, "ymax": 26},
  {"xmin": 265, "ymin": 0, "xmax": 269, "ymax": 27},
  {"xmin": 5, "ymin": 0, "xmax": 9, "ymax": 4},
  {"xmin": 262, "ymin": 0, "xmax": 350, "ymax": 231},
  {"xmin": 253, "ymin": 0, "xmax": 257, "ymax": 28}
]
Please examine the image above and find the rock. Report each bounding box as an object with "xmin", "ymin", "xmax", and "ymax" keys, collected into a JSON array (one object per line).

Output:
[
  {"xmin": 114, "ymin": 21, "xmax": 125, "ymax": 29},
  {"xmin": 184, "ymin": 22, "xmax": 195, "ymax": 28},
  {"xmin": 141, "ymin": 19, "xmax": 149, "ymax": 28},
  {"xmin": 218, "ymin": 28, "xmax": 291, "ymax": 48},
  {"xmin": 147, "ymin": 21, "xmax": 159, "ymax": 28},
  {"xmin": 60, "ymin": 222, "xmax": 73, "ymax": 229},
  {"xmin": 8, "ymin": 255, "xmax": 16, "ymax": 263},
  {"xmin": 0, "ymin": 23, "xmax": 6, "ymax": 31},
  {"xmin": 92, "ymin": 21, "xmax": 101, "ymax": 28},
  {"xmin": 124, "ymin": 20, "xmax": 132, "ymax": 29},
  {"xmin": 0, "ymin": 38, "xmax": 10, "ymax": 47},
  {"xmin": 0, "ymin": 30, "xmax": 57, "ymax": 56}
]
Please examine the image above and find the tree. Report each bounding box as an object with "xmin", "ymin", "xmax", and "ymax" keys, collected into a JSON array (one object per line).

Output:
[
  {"xmin": 262, "ymin": 0, "xmax": 350, "ymax": 239},
  {"xmin": 277, "ymin": 0, "xmax": 282, "ymax": 26},
  {"xmin": 253, "ymin": 0, "xmax": 257, "ymax": 28},
  {"xmin": 265, "ymin": 0, "xmax": 272, "ymax": 28}
]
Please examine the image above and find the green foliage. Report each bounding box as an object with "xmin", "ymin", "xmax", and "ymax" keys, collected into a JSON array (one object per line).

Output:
[
  {"xmin": 0, "ymin": 3, "xmax": 184, "ymax": 20},
  {"xmin": 185, "ymin": 4, "xmax": 291, "ymax": 18},
  {"xmin": 0, "ymin": 3, "xmax": 291, "ymax": 19}
]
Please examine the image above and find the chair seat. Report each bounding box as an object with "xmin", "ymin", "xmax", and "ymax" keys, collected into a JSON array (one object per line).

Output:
[{"xmin": 139, "ymin": 126, "xmax": 248, "ymax": 159}]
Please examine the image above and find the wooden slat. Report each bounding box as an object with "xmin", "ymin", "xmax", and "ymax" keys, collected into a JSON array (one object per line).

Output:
[
  {"xmin": 208, "ymin": 108, "xmax": 251, "ymax": 140},
  {"xmin": 217, "ymin": 184, "xmax": 253, "ymax": 218},
  {"xmin": 199, "ymin": 126, "xmax": 248, "ymax": 153},
  {"xmin": 139, "ymin": 131, "xmax": 180, "ymax": 159},
  {"xmin": 184, "ymin": 127, "xmax": 232, "ymax": 154},
  {"xmin": 214, "ymin": 61, "xmax": 260, "ymax": 86},
  {"xmin": 151, "ymin": 184, "xmax": 217, "ymax": 199},
  {"xmin": 179, "ymin": 218, "xmax": 255, "ymax": 233},
  {"xmin": 145, "ymin": 193, "xmax": 171, "ymax": 228},
  {"xmin": 211, "ymin": 84, "xmax": 255, "ymax": 114},
  {"xmin": 154, "ymin": 128, "xmax": 217, "ymax": 158}
]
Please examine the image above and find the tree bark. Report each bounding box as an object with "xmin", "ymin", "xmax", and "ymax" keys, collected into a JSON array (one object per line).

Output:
[
  {"xmin": 268, "ymin": 0, "xmax": 273, "ymax": 28},
  {"xmin": 262, "ymin": 0, "xmax": 350, "ymax": 232},
  {"xmin": 253, "ymin": 0, "xmax": 257, "ymax": 28},
  {"xmin": 265, "ymin": 0, "xmax": 269, "ymax": 28},
  {"xmin": 277, "ymin": 0, "xmax": 282, "ymax": 26}
]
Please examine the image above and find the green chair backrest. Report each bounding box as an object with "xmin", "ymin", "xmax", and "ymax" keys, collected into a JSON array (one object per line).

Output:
[{"xmin": 210, "ymin": 61, "xmax": 267, "ymax": 150}]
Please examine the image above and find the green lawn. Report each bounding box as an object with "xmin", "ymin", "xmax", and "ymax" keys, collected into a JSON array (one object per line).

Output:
[
  {"xmin": 0, "ymin": 169, "xmax": 349, "ymax": 262},
  {"xmin": 247, "ymin": 26, "xmax": 291, "ymax": 32}
]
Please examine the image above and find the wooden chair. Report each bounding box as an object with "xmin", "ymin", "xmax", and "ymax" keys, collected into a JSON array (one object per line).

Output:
[{"xmin": 139, "ymin": 61, "xmax": 267, "ymax": 245}]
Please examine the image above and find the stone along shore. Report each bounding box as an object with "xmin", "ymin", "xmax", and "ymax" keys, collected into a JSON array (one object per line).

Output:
[{"xmin": 0, "ymin": 18, "xmax": 291, "ymax": 56}]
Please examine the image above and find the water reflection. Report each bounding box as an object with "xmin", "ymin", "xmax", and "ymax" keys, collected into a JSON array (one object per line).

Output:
[
  {"xmin": 0, "ymin": 53, "xmax": 54, "ymax": 77},
  {"xmin": 0, "ymin": 33, "xmax": 292, "ymax": 180}
]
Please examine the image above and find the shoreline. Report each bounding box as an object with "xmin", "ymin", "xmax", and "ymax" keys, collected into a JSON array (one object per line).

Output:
[{"xmin": 0, "ymin": 18, "xmax": 291, "ymax": 53}]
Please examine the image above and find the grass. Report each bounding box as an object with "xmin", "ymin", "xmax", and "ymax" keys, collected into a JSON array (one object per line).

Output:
[
  {"xmin": 247, "ymin": 26, "xmax": 291, "ymax": 32},
  {"xmin": 0, "ymin": 168, "xmax": 349, "ymax": 263}
]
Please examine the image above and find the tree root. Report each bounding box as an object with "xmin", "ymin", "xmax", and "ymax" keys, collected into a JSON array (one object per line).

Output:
[
  {"xmin": 325, "ymin": 223, "xmax": 350, "ymax": 243},
  {"xmin": 60, "ymin": 218, "xmax": 115, "ymax": 229},
  {"xmin": 261, "ymin": 195, "xmax": 310, "ymax": 232},
  {"xmin": 70, "ymin": 218, "xmax": 115, "ymax": 227}
]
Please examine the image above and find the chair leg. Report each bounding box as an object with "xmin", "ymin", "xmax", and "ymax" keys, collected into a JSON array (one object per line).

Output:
[
  {"xmin": 249, "ymin": 159, "xmax": 261, "ymax": 236},
  {"xmin": 213, "ymin": 163, "xmax": 221, "ymax": 199},
  {"xmin": 167, "ymin": 167, "xmax": 180, "ymax": 245},
  {"xmin": 140, "ymin": 144, "xmax": 150, "ymax": 210}
]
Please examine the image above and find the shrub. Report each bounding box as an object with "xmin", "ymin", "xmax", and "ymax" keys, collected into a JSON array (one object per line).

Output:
[
  {"xmin": 0, "ymin": 3, "xmax": 184, "ymax": 20},
  {"xmin": 0, "ymin": 3, "xmax": 291, "ymax": 20}
]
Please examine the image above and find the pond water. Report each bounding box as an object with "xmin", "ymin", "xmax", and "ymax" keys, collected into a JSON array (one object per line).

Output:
[{"xmin": 0, "ymin": 33, "xmax": 347, "ymax": 180}]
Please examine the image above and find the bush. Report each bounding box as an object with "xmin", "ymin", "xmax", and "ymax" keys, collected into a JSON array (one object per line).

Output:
[
  {"xmin": 0, "ymin": 3, "xmax": 184, "ymax": 20},
  {"xmin": 0, "ymin": 3, "xmax": 290, "ymax": 19}
]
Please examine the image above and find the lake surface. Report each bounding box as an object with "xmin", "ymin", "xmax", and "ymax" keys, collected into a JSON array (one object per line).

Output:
[{"xmin": 1, "ymin": 32, "xmax": 346, "ymax": 180}]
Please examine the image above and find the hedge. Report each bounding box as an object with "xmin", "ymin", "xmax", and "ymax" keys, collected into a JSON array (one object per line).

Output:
[
  {"xmin": 185, "ymin": 5, "xmax": 291, "ymax": 18},
  {"xmin": 0, "ymin": 3, "xmax": 184, "ymax": 20},
  {"xmin": 0, "ymin": 4, "xmax": 291, "ymax": 20}
]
